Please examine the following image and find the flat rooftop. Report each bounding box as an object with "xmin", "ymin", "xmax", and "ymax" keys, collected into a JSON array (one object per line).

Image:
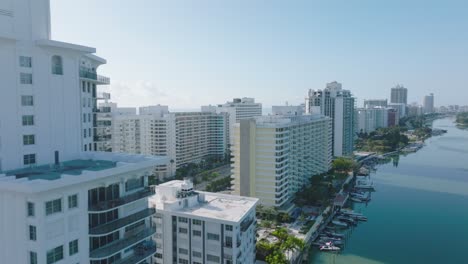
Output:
[
  {"xmin": 185, "ymin": 193, "xmax": 257, "ymax": 222},
  {"xmin": 5, "ymin": 159, "xmax": 116, "ymax": 181}
]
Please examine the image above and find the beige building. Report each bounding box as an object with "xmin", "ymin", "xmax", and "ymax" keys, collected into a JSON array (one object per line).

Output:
[{"xmin": 231, "ymin": 114, "xmax": 332, "ymax": 210}]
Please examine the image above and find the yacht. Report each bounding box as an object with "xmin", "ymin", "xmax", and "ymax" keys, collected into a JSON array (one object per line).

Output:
[{"xmin": 320, "ymin": 242, "xmax": 341, "ymax": 251}]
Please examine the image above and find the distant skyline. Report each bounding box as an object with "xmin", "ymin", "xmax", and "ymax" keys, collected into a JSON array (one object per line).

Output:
[{"xmin": 51, "ymin": 0, "xmax": 468, "ymax": 108}]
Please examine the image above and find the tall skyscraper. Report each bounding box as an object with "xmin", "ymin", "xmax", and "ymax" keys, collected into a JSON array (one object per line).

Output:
[
  {"xmin": 305, "ymin": 81, "xmax": 356, "ymax": 157},
  {"xmin": 231, "ymin": 114, "xmax": 332, "ymax": 209},
  {"xmin": 423, "ymin": 93, "xmax": 434, "ymax": 114},
  {"xmin": 0, "ymin": 2, "xmax": 169, "ymax": 264},
  {"xmin": 390, "ymin": 84, "xmax": 408, "ymax": 105}
]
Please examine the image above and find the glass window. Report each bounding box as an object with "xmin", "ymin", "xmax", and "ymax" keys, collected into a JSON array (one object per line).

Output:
[
  {"xmin": 225, "ymin": 225, "xmax": 233, "ymax": 231},
  {"xmin": 178, "ymin": 259, "xmax": 189, "ymax": 264},
  {"xmin": 207, "ymin": 254, "xmax": 220, "ymax": 263},
  {"xmin": 23, "ymin": 154, "xmax": 36, "ymax": 165},
  {"xmin": 21, "ymin": 95, "xmax": 34, "ymax": 106},
  {"xmin": 23, "ymin": 135, "xmax": 35, "ymax": 145},
  {"xmin": 84, "ymin": 129, "xmax": 87, "ymax": 138},
  {"xmin": 46, "ymin": 245, "xmax": 63, "ymax": 264},
  {"xmin": 84, "ymin": 145, "xmax": 87, "ymax": 151},
  {"xmin": 22, "ymin": 115, "xmax": 34, "ymax": 126},
  {"xmin": 178, "ymin": 248, "xmax": 188, "ymax": 255},
  {"xmin": 178, "ymin": 217, "xmax": 188, "ymax": 223},
  {"xmin": 192, "ymin": 251, "xmax": 202, "ymax": 258},
  {"xmin": 192, "ymin": 230, "xmax": 201, "ymax": 237},
  {"xmin": 125, "ymin": 177, "xmax": 144, "ymax": 192},
  {"xmin": 20, "ymin": 56, "xmax": 32, "ymax": 68},
  {"xmin": 178, "ymin": 227, "xmax": 188, "ymax": 234},
  {"xmin": 29, "ymin": 225, "xmax": 36, "ymax": 241},
  {"xmin": 192, "ymin": 219, "xmax": 202, "ymax": 225},
  {"xmin": 68, "ymin": 194, "xmax": 78, "ymax": 209},
  {"xmin": 27, "ymin": 202, "xmax": 35, "ymax": 217},
  {"xmin": 51, "ymin": 55, "xmax": 63, "ymax": 75},
  {"xmin": 207, "ymin": 233, "xmax": 220, "ymax": 241},
  {"xmin": 45, "ymin": 199, "xmax": 62, "ymax": 216},
  {"xmin": 20, "ymin": 73, "xmax": 33, "ymax": 84},
  {"xmin": 82, "ymin": 81, "xmax": 86, "ymax": 92},
  {"xmin": 29, "ymin": 251, "xmax": 37, "ymax": 264},
  {"xmin": 83, "ymin": 114, "xmax": 86, "ymax": 123},
  {"xmin": 69, "ymin": 239, "xmax": 78, "ymax": 256}
]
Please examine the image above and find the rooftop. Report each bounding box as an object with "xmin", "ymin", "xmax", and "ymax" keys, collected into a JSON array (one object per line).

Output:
[{"xmin": 5, "ymin": 159, "xmax": 116, "ymax": 181}]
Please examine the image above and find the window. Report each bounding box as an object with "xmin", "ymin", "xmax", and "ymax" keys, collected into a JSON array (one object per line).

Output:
[
  {"xmin": 192, "ymin": 230, "xmax": 201, "ymax": 237},
  {"xmin": 68, "ymin": 194, "xmax": 78, "ymax": 209},
  {"xmin": 84, "ymin": 145, "xmax": 87, "ymax": 151},
  {"xmin": 27, "ymin": 202, "xmax": 35, "ymax": 217},
  {"xmin": 192, "ymin": 219, "xmax": 202, "ymax": 225},
  {"xmin": 22, "ymin": 115, "xmax": 34, "ymax": 126},
  {"xmin": 207, "ymin": 254, "xmax": 220, "ymax": 263},
  {"xmin": 69, "ymin": 239, "xmax": 78, "ymax": 256},
  {"xmin": 51, "ymin": 55, "xmax": 63, "ymax": 75},
  {"xmin": 178, "ymin": 217, "xmax": 188, "ymax": 223},
  {"xmin": 192, "ymin": 251, "xmax": 202, "ymax": 258},
  {"xmin": 88, "ymin": 113, "xmax": 91, "ymax": 122},
  {"xmin": 23, "ymin": 135, "xmax": 35, "ymax": 145},
  {"xmin": 125, "ymin": 177, "xmax": 144, "ymax": 192},
  {"xmin": 45, "ymin": 199, "xmax": 62, "ymax": 215},
  {"xmin": 46, "ymin": 245, "xmax": 63, "ymax": 264},
  {"xmin": 87, "ymin": 82, "xmax": 90, "ymax": 93},
  {"xmin": 83, "ymin": 114, "xmax": 86, "ymax": 123},
  {"xmin": 29, "ymin": 225, "xmax": 37, "ymax": 241},
  {"xmin": 178, "ymin": 227, "xmax": 188, "ymax": 234},
  {"xmin": 20, "ymin": 73, "xmax": 33, "ymax": 84},
  {"xmin": 207, "ymin": 233, "xmax": 220, "ymax": 241},
  {"xmin": 20, "ymin": 56, "xmax": 32, "ymax": 68},
  {"xmin": 178, "ymin": 248, "xmax": 188, "ymax": 255},
  {"xmin": 21, "ymin": 95, "xmax": 34, "ymax": 106},
  {"xmin": 178, "ymin": 259, "xmax": 189, "ymax": 264},
  {"xmin": 84, "ymin": 129, "xmax": 87, "ymax": 138},
  {"xmin": 23, "ymin": 154, "xmax": 36, "ymax": 165},
  {"xmin": 225, "ymin": 225, "xmax": 233, "ymax": 231},
  {"xmin": 125, "ymin": 220, "xmax": 145, "ymax": 233},
  {"xmin": 88, "ymin": 128, "xmax": 91, "ymax": 137},
  {"xmin": 225, "ymin": 236, "xmax": 232, "ymax": 247},
  {"xmin": 82, "ymin": 81, "xmax": 86, "ymax": 92},
  {"xmin": 29, "ymin": 251, "xmax": 37, "ymax": 264}
]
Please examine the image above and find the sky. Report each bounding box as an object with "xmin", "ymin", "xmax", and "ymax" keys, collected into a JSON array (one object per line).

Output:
[{"xmin": 50, "ymin": 0, "xmax": 468, "ymax": 109}]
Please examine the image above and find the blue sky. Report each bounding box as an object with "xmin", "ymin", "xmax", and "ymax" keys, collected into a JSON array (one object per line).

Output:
[{"xmin": 51, "ymin": 0, "xmax": 468, "ymax": 109}]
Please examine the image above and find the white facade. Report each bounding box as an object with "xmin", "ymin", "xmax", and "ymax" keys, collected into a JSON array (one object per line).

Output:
[
  {"xmin": 0, "ymin": 0, "xmax": 110, "ymax": 172},
  {"xmin": 356, "ymin": 107, "xmax": 389, "ymax": 133},
  {"xmin": 0, "ymin": 151, "xmax": 168, "ymax": 264},
  {"xmin": 150, "ymin": 180, "xmax": 258, "ymax": 264},
  {"xmin": 363, "ymin": 99, "xmax": 388, "ymax": 108},
  {"xmin": 271, "ymin": 104, "xmax": 305, "ymax": 116},
  {"xmin": 389, "ymin": 103, "xmax": 407, "ymax": 118},
  {"xmin": 305, "ymin": 81, "xmax": 355, "ymax": 157},
  {"xmin": 231, "ymin": 114, "xmax": 332, "ymax": 209},
  {"xmin": 111, "ymin": 110, "xmax": 229, "ymax": 179}
]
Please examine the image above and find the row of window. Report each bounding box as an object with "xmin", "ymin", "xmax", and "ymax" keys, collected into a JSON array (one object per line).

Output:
[
  {"xmin": 178, "ymin": 254, "xmax": 220, "ymax": 264},
  {"xmin": 29, "ymin": 240, "xmax": 77, "ymax": 264},
  {"xmin": 19, "ymin": 56, "xmax": 63, "ymax": 85},
  {"xmin": 27, "ymin": 195, "xmax": 78, "ymax": 218}
]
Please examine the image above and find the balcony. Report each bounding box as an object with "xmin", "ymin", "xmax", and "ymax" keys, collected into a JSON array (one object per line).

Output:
[
  {"xmin": 240, "ymin": 217, "xmax": 254, "ymax": 232},
  {"xmin": 89, "ymin": 227, "xmax": 156, "ymax": 259},
  {"xmin": 90, "ymin": 208, "xmax": 156, "ymax": 235},
  {"xmin": 79, "ymin": 68, "xmax": 110, "ymax": 85},
  {"xmin": 89, "ymin": 188, "xmax": 153, "ymax": 212},
  {"xmin": 114, "ymin": 243, "xmax": 156, "ymax": 264}
]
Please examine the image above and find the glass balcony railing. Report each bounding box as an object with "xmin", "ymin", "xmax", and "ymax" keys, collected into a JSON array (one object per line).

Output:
[
  {"xmin": 90, "ymin": 208, "xmax": 156, "ymax": 235},
  {"xmin": 113, "ymin": 244, "xmax": 156, "ymax": 264},
  {"xmin": 88, "ymin": 188, "xmax": 153, "ymax": 212},
  {"xmin": 89, "ymin": 227, "xmax": 156, "ymax": 259},
  {"xmin": 79, "ymin": 68, "xmax": 110, "ymax": 85}
]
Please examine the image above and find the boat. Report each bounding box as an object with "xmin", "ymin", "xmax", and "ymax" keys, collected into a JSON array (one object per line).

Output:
[
  {"xmin": 320, "ymin": 242, "xmax": 341, "ymax": 251},
  {"xmin": 318, "ymin": 239, "xmax": 344, "ymax": 246},
  {"xmin": 324, "ymin": 231, "xmax": 345, "ymax": 238},
  {"xmin": 350, "ymin": 197, "xmax": 365, "ymax": 203},
  {"xmin": 319, "ymin": 235, "xmax": 341, "ymax": 241},
  {"xmin": 332, "ymin": 220, "xmax": 348, "ymax": 227},
  {"xmin": 336, "ymin": 216, "xmax": 357, "ymax": 225}
]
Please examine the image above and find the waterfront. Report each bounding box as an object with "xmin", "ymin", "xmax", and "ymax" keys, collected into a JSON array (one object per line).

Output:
[{"xmin": 309, "ymin": 117, "xmax": 468, "ymax": 264}]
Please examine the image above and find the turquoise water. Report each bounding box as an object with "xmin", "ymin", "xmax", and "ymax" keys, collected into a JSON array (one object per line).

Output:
[{"xmin": 309, "ymin": 117, "xmax": 468, "ymax": 264}]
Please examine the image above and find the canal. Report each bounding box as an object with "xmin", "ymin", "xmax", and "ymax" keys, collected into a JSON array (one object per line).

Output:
[{"xmin": 309, "ymin": 117, "xmax": 468, "ymax": 264}]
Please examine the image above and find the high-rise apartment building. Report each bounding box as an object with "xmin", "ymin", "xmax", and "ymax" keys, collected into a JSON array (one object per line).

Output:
[
  {"xmin": 272, "ymin": 104, "xmax": 306, "ymax": 116},
  {"xmin": 356, "ymin": 107, "xmax": 390, "ymax": 133},
  {"xmin": 149, "ymin": 180, "xmax": 258, "ymax": 264},
  {"xmin": 111, "ymin": 108, "xmax": 229, "ymax": 179},
  {"xmin": 231, "ymin": 114, "xmax": 332, "ymax": 209},
  {"xmin": 305, "ymin": 81, "xmax": 355, "ymax": 157},
  {"xmin": 0, "ymin": 1, "xmax": 169, "ymax": 263},
  {"xmin": 390, "ymin": 85, "xmax": 408, "ymax": 105},
  {"xmin": 0, "ymin": 0, "xmax": 110, "ymax": 171},
  {"xmin": 423, "ymin": 93, "xmax": 434, "ymax": 114},
  {"xmin": 364, "ymin": 99, "xmax": 388, "ymax": 108}
]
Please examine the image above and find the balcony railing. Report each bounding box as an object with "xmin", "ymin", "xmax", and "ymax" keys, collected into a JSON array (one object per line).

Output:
[
  {"xmin": 89, "ymin": 188, "xmax": 153, "ymax": 212},
  {"xmin": 89, "ymin": 227, "xmax": 156, "ymax": 259},
  {"xmin": 113, "ymin": 244, "xmax": 156, "ymax": 264},
  {"xmin": 90, "ymin": 208, "xmax": 156, "ymax": 235},
  {"xmin": 79, "ymin": 68, "xmax": 110, "ymax": 85},
  {"xmin": 240, "ymin": 217, "xmax": 254, "ymax": 232}
]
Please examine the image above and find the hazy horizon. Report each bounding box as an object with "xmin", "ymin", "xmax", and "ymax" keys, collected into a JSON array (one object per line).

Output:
[{"xmin": 51, "ymin": 0, "xmax": 468, "ymax": 108}]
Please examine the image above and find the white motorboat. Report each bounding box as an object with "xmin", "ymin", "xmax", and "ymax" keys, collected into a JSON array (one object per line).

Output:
[
  {"xmin": 320, "ymin": 242, "xmax": 341, "ymax": 251},
  {"xmin": 332, "ymin": 220, "xmax": 348, "ymax": 227}
]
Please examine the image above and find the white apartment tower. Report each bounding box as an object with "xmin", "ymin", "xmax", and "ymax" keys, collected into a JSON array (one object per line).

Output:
[
  {"xmin": 0, "ymin": 0, "xmax": 110, "ymax": 172},
  {"xmin": 111, "ymin": 109, "xmax": 229, "ymax": 179},
  {"xmin": 0, "ymin": 1, "xmax": 169, "ymax": 264},
  {"xmin": 305, "ymin": 81, "xmax": 355, "ymax": 157},
  {"xmin": 150, "ymin": 180, "xmax": 258, "ymax": 264},
  {"xmin": 423, "ymin": 93, "xmax": 434, "ymax": 114},
  {"xmin": 231, "ymin": 115, "xmax": 332, "ymax": 209}
]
